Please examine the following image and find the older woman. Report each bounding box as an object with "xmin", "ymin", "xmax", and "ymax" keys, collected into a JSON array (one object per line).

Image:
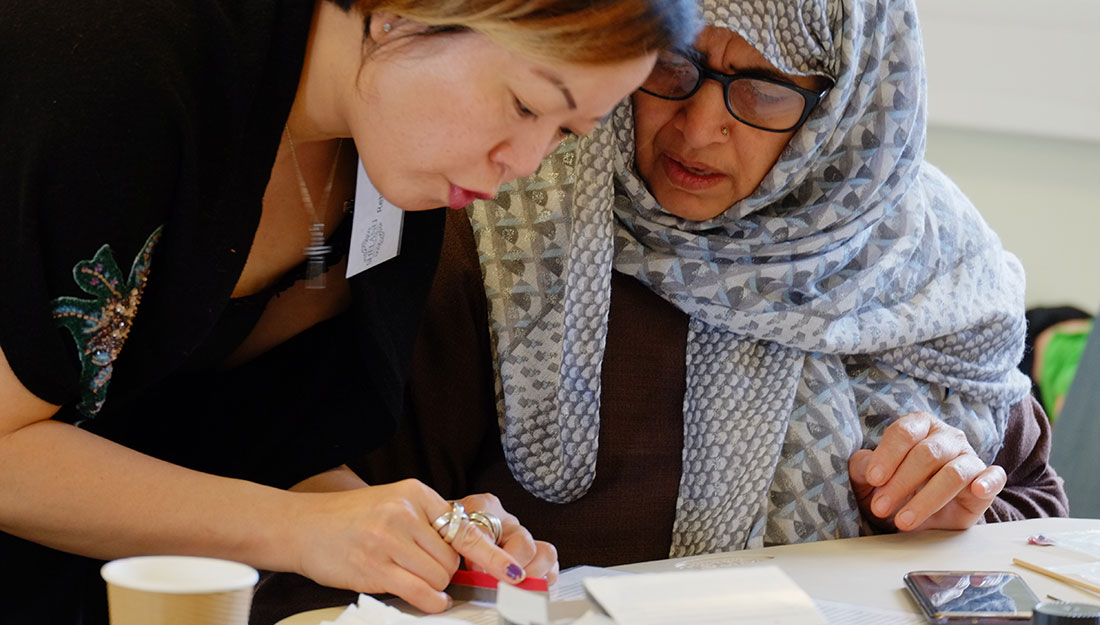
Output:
[{"xmin": 358, "ymin": 0, "xmax": 1067, "ymax": 566}]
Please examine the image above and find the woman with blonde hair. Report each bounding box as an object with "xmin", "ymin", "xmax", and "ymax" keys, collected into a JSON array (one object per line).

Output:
[{"xmin": 0, "ymin": 0, "xmax": 699, "ymax": 621}]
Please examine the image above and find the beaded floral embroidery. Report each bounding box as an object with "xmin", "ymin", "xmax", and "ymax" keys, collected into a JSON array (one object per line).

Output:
[{"xmin": 52, "ymin": 226, "xmax": 163, "ymax": 421}]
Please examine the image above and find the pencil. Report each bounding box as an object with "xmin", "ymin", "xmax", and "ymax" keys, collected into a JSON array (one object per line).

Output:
[{"xmin": 1013, "ymin": 558, "xmax": 1100, "ymax": 597}]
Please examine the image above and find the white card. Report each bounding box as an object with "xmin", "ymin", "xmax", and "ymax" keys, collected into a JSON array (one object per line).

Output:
[
  {"xmin": 583, "ymin": 565, "xmax": 826, "ymax": 625},
  {"xmin": 496, "ymin": 583, "xmax": 550, "ymax": 625},
  {"xmin": 346, "ymin": 159, "xmax": 404, "ymax": 279}
]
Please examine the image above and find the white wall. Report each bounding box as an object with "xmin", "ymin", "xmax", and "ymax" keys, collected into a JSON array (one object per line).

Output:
[
  {"xmin": 917, "ymin": 0, "xmax": 1100, "ymax": 313},
  {"xmin": 917, "ymin": 0, "xmax": 1100, "ymax": 143},
  {"xmin": 924, "ymin": 127, "xmax": 1100, "ymax": 313}
]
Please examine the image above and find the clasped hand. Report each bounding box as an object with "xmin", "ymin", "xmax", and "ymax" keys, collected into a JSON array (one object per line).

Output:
[
  {"xmin": 849, "ymin": 412, "xmax": 1005, "ymax": 532},
  {"xmin": 294, "ymin": 480, "xmax": 558, "ymax": 613}
]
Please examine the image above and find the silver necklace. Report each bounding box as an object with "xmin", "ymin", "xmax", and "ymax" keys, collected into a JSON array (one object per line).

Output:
[{"xmin": 284, "ymin": 125, "xmax": 344, "ymax": 289}]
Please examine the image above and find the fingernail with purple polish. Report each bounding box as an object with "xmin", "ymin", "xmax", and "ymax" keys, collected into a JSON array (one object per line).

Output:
[{"xmin": 506, "ymin": 564, "xmax": 525, "ymax": 581}]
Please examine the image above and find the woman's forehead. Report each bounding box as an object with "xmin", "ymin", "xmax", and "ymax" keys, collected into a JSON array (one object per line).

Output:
[
  {"xmin": 698, "ymin": 0, "xmax": 836, "ymax": 78},
  {"xmin": 694, "ymin": 26, "xmax": 774, "ymax": 70},
  {"xmin": 692, "ymin": 25, "xmax": 825, "ymax": 90}
]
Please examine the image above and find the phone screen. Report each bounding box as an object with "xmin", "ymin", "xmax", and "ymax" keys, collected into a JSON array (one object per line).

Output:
[{"xmin": 904, "ymin": 571, "xmax": 1039, "ymax": 623}]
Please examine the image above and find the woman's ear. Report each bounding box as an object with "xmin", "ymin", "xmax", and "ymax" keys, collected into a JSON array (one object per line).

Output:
[{"xmin": 367, "ymin": 12, "xmax": 402, "ymax": 43}]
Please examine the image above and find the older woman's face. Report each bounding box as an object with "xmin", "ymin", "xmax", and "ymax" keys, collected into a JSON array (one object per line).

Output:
[{"xmin": 633, "ymin": 26, "xmax": 824, "ymax": 222}]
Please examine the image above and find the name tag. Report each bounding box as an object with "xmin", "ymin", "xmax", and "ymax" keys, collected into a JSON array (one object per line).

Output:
[{"xmin": 346, "ymin": 159, "xmax": 404, "ymax": 279}]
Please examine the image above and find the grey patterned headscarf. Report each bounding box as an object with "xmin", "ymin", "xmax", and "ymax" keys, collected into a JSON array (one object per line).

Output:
[{"xmin": 469, "ymin": 0, "xmax": 1031, "ymax": 557}]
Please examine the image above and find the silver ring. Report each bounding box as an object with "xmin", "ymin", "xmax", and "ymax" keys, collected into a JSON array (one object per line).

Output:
[
  {"xmin": 468, "ymin": 511, "xmax": 503, "ymax": 545},
  {"xmin": 439, "ymin": 502, "xmax": 466, "ymax": 544},
  {"xmin": 431, "ymin": 510, "xmax": 450, "ymax": 533}
]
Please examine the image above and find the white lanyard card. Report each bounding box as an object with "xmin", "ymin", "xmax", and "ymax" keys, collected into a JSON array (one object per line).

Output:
[{"xmin": 346, "ymin": 159, "xmax": 404, "ymax": 279}]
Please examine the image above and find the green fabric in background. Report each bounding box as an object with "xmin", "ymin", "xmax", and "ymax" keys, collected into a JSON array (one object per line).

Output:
[{"xmin": 1038, "ymin": 321, "xmax": 1093, "ymax": 421}]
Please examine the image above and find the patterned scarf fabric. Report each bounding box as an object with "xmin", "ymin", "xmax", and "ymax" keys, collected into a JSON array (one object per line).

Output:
[{"xmin": 469, "ymin": 0, "xmax": 1032, "ymax": 557}]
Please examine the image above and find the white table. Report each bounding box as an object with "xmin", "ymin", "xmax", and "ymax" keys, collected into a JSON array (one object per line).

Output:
[
  {"xmin": 616, "ymin": 517, "xmax": 1100, "ymax": 613},
  {"xmin": 277, "ymin": 518, "xmax": 1100, "ymax": 623}
]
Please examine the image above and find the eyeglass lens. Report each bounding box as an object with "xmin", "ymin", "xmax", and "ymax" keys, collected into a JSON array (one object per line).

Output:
[{"xmin": 640, "ymin": 50, "xmax": 808, "ymax": 131}]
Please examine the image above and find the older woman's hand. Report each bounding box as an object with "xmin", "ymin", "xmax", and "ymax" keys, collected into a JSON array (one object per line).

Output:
[{"xmin": 848, "ymin": 412, "xmax": 1006, "ymax": 532}]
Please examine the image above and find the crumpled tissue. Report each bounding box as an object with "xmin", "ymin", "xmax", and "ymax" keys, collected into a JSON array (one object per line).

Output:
[{"xmin": 318, "ymin": 594, "xmax": 469, "ymax": 625}]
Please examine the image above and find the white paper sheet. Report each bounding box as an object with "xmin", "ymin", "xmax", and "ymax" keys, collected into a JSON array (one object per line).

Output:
[
  {"xmin": 437, "ymin": 603, "xmax": 497, "ymax": 625},
  {"xmin": 1044, "ymin": 530, "xmax": 1100, "ymax": 560},
  {"xmin": 583, "ymin": 566, "xmax": 826, "ymax": 625},
  {"xmin": 813, "ymin": 598, "xmax": 926, "ymax": 625},
  {"xmin": 319, "ymin": 594, "xmax": 470, "ymax": 624},
  {"xmin": 550, "ymin": 566, "xmax": 632, "ymax": 601},
  {"xmin": 1048, "ymin": 561, "xmax": 1100, "ymax": 587}
]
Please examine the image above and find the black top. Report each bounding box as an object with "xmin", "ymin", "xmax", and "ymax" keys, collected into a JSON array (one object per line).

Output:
[
  {"xmin": 0, "ymin": 0, "xmax": 444, "ymax": 622},
  {"xmin": 1, "ymin": 0, "xmax": 313, "ymax": 412}
]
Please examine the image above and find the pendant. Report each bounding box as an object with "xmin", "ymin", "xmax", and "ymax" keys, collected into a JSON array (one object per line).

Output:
[{"xmin": 303, "ymin": 222, "xmax": 332, "ymax": 289}]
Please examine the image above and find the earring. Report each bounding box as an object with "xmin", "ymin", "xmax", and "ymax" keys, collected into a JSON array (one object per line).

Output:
[
  {"xmin": 382, "ymin": 22, "xmax": 392, "ymax": 33},
  {"xmin": 721, "ymin": 126, "xmax": 729, "ymax": 136}
]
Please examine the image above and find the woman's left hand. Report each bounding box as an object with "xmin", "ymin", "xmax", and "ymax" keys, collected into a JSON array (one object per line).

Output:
[
  {"xmin": 453, "ymin": 493, "xmax": 560, "ymax": 584},
  {"xmin": 848, "ymin": 412, "xmax": 1006, "ymax": 532}
]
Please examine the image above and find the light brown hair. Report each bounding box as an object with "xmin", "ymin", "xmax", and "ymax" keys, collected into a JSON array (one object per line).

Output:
[{"xmin": 329, "ymin": 0, "xmax": 700, "ymax": 63}]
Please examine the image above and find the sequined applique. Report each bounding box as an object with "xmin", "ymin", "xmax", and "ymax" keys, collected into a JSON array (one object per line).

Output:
[{"xmin": 52, "ymin": 226, "xmax": 163, "ymax": 421}]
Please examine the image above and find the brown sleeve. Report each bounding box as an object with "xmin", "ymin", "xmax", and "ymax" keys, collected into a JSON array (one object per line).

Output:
[{"xmin": 984, "ymin": 397, "xmax": 1069, "ymax": 522}]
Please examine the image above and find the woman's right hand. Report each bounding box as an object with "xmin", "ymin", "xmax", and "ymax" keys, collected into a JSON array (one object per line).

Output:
[
  {"xmin": 290, "ymin": 479, "xmax": 541, "ymax": 613},
  {"xmin": 848, "ymin": 412, "xmax": 1004, "ymax": 533}
]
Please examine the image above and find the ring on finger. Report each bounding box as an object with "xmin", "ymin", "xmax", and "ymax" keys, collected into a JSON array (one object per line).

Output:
[
  {"xmin": 431, "ymin": 508, "xmax": 451, "ymax": 533},
  {"xmin": 434, "ymin": 501, "xmax": 467, "ymax": 544},
  {"xmin": 468, "ymin": 510, "xmax": 503, "ymax": 545},
  {"xmin": 431, "ymin": 501, "xmax": 465, "ymax": 533}
]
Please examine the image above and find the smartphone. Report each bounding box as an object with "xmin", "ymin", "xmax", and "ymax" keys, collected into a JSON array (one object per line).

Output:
[{"xmin": 903, "ymin": 570, "xmax": 1040, "ymax": 624}]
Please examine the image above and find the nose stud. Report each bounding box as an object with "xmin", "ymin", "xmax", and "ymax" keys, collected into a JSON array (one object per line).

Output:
[
  {"xmin": 721, "ymin": 126, "xmax": 729, "ymax": 136},
  {"xmin": 382, "ymin": 23, "xmax": 392, "ymax": 33}
]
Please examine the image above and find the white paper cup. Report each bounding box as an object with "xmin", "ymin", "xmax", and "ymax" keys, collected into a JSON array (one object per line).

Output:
[{"xmin": 101, "ymin": 556, "xmax": 259, "ymax": 625}]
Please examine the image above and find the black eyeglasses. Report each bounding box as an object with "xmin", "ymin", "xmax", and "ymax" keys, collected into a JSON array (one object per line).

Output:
[{"xmin": 639, "ymin": 49, "xmax": 831, "ymax": 133}]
